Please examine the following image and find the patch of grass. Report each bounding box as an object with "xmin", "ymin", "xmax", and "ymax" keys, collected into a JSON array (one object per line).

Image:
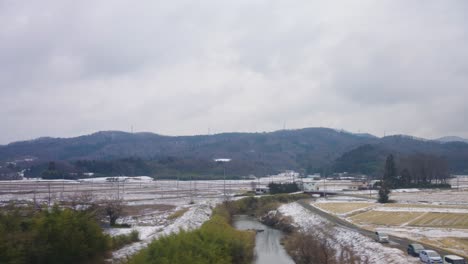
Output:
[
  {"xmin": 111, "ymin": 230, "xmax": 140, "ymax": 250},
  {"xmin": 418, "ymin": 237, "xmax": 468, "ymax": 258},
  {"xmin": 313, "ymin": 202, "xmax": 374, "ymax": 214},
  {"xmin": 350, "ymin": 211, "xmax": 424, "ymax": 226},
  {"xmin": 409, "ymin": 212, "xmax": 468, "ymax": 228},
  {"xmin": 438, "ymin": 238, "xmax": 468, "ymax": 256},
  {"xmin": 127, "ymin": 204, "xmax": 255, "ymax": 264},
  {"xmin": 168, "ymin": 208, "xmax": 189, "ymax": 220}
]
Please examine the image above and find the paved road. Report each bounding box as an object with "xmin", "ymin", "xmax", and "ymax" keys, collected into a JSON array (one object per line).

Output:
[{"xmin": 297, "ymin": 199, "xmax": 457, "ymax": 258}]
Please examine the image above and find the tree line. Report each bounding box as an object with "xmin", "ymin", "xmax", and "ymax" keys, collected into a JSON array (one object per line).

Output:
[
  {"xmin": 378, "ymin": 153, "xmax": 451, "ymax": 203},
  {"xmin": 23, "ymin": 157, "xmax": 277, "ymax": 180}
]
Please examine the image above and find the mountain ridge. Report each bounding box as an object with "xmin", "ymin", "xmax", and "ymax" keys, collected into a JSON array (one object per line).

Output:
[{"xmin": 1, "ymin": 127, "xmax": 468, "ymax": 176}]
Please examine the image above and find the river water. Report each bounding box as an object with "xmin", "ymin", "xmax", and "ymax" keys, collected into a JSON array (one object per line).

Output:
[{"xmin": 233, "ymin": 215, "xmax": 295, "ymax": 264}]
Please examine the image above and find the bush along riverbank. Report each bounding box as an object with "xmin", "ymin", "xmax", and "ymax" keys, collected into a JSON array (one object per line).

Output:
[
  {"xmin": 228, "ymin": 194, "xmax": 363, "ymax": 264},
  {"xmin": 127, "ymin": 203, "xmax": 255, "ymax": 264},
  {"xmin": 252, "ymin": 199, "xmax": 363, "ymax": 264},
  {"xmin": 126, "ymin": 194, "xmax": 309, "ymax": 264}
]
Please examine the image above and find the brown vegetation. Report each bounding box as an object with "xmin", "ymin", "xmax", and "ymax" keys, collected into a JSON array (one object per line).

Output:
[
  {"xmin": 167, "ymin": 208, "xmax": 189, "ymax": 220},
  {"xmin": 283, "ymin": 227, "xmax": 365, "ymax": 264}
]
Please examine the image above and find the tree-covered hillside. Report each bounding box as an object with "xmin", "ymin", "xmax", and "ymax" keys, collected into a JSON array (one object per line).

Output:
[{"xmin": 2, "ymin": 128, "xmax": 468, "ymax": 178}]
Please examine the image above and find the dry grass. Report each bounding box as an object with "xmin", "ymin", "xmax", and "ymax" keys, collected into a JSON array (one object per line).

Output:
[
  {"xmin": 168, "ymin": 208, "xmax": 189, "ymax": 220},
  {"xmin": 350, "ymin": 211, "xmax": 424, "ymax": 226},
  {"xmin": 409, "ymin": 212, "xmax": 468, "ymax": 228},
  {"xmin": 418, "ymin": 237, "xmax": 468, "ymax": 258},
  {"xmin": 439, "ymin": 238, "xmax": 468, "ymax": 255},
  {"xmin": 384, "ymin": 203, "xmax": 468, "ymax": 209},
  {"xmin": 313, "ymin": 202, "xmax": 374, "ymax": 214}
]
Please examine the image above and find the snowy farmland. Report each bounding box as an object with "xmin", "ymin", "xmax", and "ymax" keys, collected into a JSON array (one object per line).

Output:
[
  {"xmin": 3, "ymin": 175, "xmax": 468, "ymax": 262},
  {"xmin": 278, "ymin": 202, "xmax": 420, "ymax": 264},
  {"xmin": 0, "ymin": 173, "xmax": 298, "ymax": 262},
  {"xmin": 312, "ymin": 189, "xmax": 468, "ymax": 258}
]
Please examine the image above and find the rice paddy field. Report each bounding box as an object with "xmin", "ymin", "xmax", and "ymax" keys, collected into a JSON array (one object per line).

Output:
[
  {"xmin": 313, "ymin": 190, "xmax": 468, "ymax": 257},
  {"xmin": 409, "ymin": 212, "xmax": 468, "ymax": 229},
  {"xmin": 349, "ymin": 211, "xmax": 424, "ymax": 226},
  {"xmin": 313, "ymin": 202, "xmax": 375, "ymax": 214}
]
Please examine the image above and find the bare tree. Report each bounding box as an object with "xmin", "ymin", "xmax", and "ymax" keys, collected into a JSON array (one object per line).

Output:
[
  {"xmin": 69, "ymin": 191, "xmax": 95, "ymax": 211},
  {"xmin": 100, "ymin": 197, "xmax": 124, "ymax": 226},
  {"xmin": 284, "ymin": 226, "xmax": 365, "ymax": 264},
  {"xmin": 398, "ymin": 154, "xmax": 450, "ymax": 186}
]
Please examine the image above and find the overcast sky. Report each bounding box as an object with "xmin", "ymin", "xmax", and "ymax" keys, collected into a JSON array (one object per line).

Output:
[{"xmin": 1, "ymin": 0, "xmax": 468, "ymax": 144}]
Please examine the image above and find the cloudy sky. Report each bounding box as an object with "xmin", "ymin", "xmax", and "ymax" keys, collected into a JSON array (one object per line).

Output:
[{"xmin": 1, "ymin": 0, "xmax": 468, "ymax": 144}]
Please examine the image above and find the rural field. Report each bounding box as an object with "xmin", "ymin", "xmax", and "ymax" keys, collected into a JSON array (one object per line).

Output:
[
  {"xmin": 311, "ymin": 184, "xmax": 468, "ymax": 258},
  {"xmin": 0, "ymin": 173, "xmax": 300, "ymax": 261},
  {"xmin": 3, "ymin": 175, "xmax": 468, "ymax": 261}
]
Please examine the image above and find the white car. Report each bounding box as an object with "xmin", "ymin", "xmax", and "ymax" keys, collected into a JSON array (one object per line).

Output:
[
  {"xmin": 443, "ymin": 255, "xmax": 466, "ymax": 264},
  {"xmin": 375, "ymin": 231, "xmax": 389, "ymax": 243},
  {"xmin": 420, "ymin": 250, "xmax": 443, "ymax": 264}
]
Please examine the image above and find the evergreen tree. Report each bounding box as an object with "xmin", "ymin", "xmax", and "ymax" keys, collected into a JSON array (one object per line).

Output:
[
  {"xmin": 378, "ymin": 184, "xmax": 390, "ymax": 203},
  {"xmin": 378, "ymin": 154, "xmax": 396, "ymax": 203},
  {"xmin": 383, "ymin": 154, "xmax": 397, "ymax": 188}
]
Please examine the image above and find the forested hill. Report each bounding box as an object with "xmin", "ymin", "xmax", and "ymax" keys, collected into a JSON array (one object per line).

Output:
[
  {"xmin": 0, "ymin": 128, "xmax": 374, "ymax": 172},
  {"xmin": 1, "ymin": 128, "xmax": 468, "ymax": 177}
]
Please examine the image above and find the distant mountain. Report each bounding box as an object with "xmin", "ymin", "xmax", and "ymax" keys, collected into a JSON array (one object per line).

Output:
[
  {"xmin": 0, "ymin": 128, "xmax": 375, "ymax": 174},
  {"xmin": 1, "ymin": 128, "xmax": 468, "ymax": 176},
  {"xmin": 333, "ymin": 135, "xmax": 468, "ymax": 175},
  {"xmin": 436, "ymin": 136, "xmax": 468, "ymax": 144}
]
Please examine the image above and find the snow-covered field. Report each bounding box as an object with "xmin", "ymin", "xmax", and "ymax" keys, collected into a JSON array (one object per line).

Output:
[
  {"xmin": 110, "ymin": 202, "xmax": 213, "ymax": 261},
  {"xmin": 311, "ymin": 193, "xmax": 468, "ymax": 258},
  {"xmin": 278, "ymin": 203, "xmax": 419, "ymax": 264},
  {"xmin": 0, "ymin": 173, "xmax": 299, "ymax": 262},
  {"xmin": 3, "ymin": 174, "xmax": 468, "ymax": 261},
  {"xmin": 390, "ymin": 189, "xmax": 468, "ymax": 205},
  {"xmin": 0, "ymin": 173, "xmax": 299, "ymax": 204}
]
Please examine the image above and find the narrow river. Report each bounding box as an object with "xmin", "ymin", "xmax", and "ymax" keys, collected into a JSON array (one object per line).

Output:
[{"xmin": 233, "ymin": 215, "xmax": 295, "ymax": 264}]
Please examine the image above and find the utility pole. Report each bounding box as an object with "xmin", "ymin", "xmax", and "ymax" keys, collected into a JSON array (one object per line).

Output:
[
  {"xmin": 122, "ymin": 179, "xmax": 125, "ymax": 200},
  {"xmin": 223, "ymin": 165, "xmax": 226, "ymax": 201},
  {"xmin": 61, "ymin": 174, "xmax": 65, "ymax": 200},
  {"xmin": 116, "ymin": 180, "xmax": 120, "ymax": 200},
  {"xmin": 48, "ymin": 183, "xmax": 51, "ymax": 207}
]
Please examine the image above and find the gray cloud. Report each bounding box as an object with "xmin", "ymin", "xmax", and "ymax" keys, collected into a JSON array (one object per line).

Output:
[{"xmin": 1, "ymin": 0, "xmax": 468, "ymax": 144}]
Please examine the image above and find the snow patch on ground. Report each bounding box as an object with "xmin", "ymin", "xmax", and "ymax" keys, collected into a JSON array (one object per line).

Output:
[
  {"xmin": 347, "ymin": 188, "xmax": 421, "ymax": 195},
  {"xmin": 374, "ymin": 207, "xmax": 468, "ymax": 214},
  {"xmin": 315, "ymin": 196, "xmax": 375, "ymax": 203},
  {"xmin": 278, "ymin": 203, "xmax": 420, "ymax": 264},
  {"xmin": 376, "ymin": 226, "xmax": 468, "ymax": 239},
  {"xmin": 111, "ymin": 202, "xmax": 212, "ymax": 261}
]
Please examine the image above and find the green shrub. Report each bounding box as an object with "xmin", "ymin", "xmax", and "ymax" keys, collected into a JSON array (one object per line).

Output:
[
  {"xmin": 0, "ymin": 205, "xmax": 110, "ymax": 264},
  {"xmin": 268, "ymin": 182, "xmax": 299, "ymax": 194},
  {"xmin": 167, "ymin": 208, "xmax": 189, "ymax": 220},
  {"xmin": 111, "ymin": 230, "xmax": 140, "ymax": 250},
  {"xmin": 231, "ymin": 193, "xmax": 309, "ymax": 217},
  {"xmin": 128, "ymin": 204, "xmax": 254, "ymax": 264},
  {"xmin": 127, "ymin": 193, "xmax": 308, "ymax": 264}
]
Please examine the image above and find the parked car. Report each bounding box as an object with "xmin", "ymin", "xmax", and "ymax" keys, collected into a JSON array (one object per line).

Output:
[
  {"xmin": 407, "ymin": 243, "xmax": 424, "ymax": 257},
  {"xmin": 375, "ymin": 231, "xmax": 389, "ymax": 243},
  {"xmin": 443, "ymin": 255, "xmax": 466, "ymax": 264},
  {"xmin": 420, "ymin": 250, "xmax": 443, "ymax": 264}
]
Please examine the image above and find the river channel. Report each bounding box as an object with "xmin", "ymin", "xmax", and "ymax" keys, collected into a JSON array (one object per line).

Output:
[{"xmin": 233, "ymin": 215, "xmax": 295, "ymax": 264}]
